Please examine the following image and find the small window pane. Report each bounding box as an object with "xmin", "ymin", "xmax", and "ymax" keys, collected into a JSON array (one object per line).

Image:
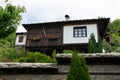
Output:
[
  {"xmin": 75, "ymin": 29, "xmax": 78, "ymax": 32},
  {"xmin": 75, "ymin": 32, "xmax": 78, "ymax": 34},
  {"xmin": 79, "ymin": 34, "xmax": 82, "ymax": 36},
  {"xmin": 83, "ymin": 34, "xmax": 86, "ymax": 37},
  {"xmin": 79, "ymin": 29, "xmax": 81, "ymax": 31},
  {"xmin": 79, "ymin": 32, "xmax": 82, "ymax": 34},
  {"xmin": 83, "ymin": 32, "xmax": 86, "ymax": 34},
  {"xmin": 19, "ymin": 36, "xmax": 24, "ymax": 42},
  {"xmin": 82, "ymin": 29, "xmax": 85, "ymax": 32},
  {"xmin": 74, "ymin": 35, "xmax": 77, "ymax": 37}
]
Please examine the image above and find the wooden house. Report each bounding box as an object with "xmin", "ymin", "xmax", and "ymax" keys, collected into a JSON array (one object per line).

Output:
[{"xmin": 23, "ymin": 18, "xmax": 110, "ymax": 54}]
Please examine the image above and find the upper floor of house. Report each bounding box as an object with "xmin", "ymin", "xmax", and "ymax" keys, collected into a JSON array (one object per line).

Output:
[{"xmin": 21, "ymin": 18, "xmax": 110, "ymax": 47}]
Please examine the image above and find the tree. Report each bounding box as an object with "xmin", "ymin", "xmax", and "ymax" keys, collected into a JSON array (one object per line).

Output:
[
  {"xmin": 88, "ymin": 39, "xmax": 93, "ymax": 53},
  {"xmin": 67, "ymin": 51, "xmax": 91, "ymax": 80},
  {"xmin": 107, "ymin": 19, "xmax": 120, "ymax": 34},
  {"xmin": 88, "ymin": 33, "xmax": 97, "ymax": 53},
  {"xmin": 0, "ymin": 1, "xmax": 25, "ymax": 39},
  {"xmin": 106, "ymin": 19, "xmax": 120, "ymax": 52},
  {"xmin": 111, "ymin": 33, "xmax": 120, "ymax": 52},
  {"xmin": 102, "ymin": 39, "xmax": 113, "ymax": 53},
  {"xmin": 97, "ymin": 37, "xmax": 103, "ymax": 53},
  {"xmin": 88, "ymin": 34, "xmax": 104, "ymax": 53}
]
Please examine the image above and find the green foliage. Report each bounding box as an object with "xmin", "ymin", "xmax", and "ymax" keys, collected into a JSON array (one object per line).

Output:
[
  {"xmin": 97, "ymin": 37, "xmax": 103, "ymax": 53},
  {"xmin": 0, "ymin": 33, "xmax": 56, "ymax": 62},
  {"xmin": 0, "ymin": 33, "xmax": 26, "ymax": 62},
  {"xmin": 111, "ymin": 33, "xmax": 120, "ymax": 52},
  {"xmin": 102, "ymin": 39, "xmax": 113, "ymax": 53},
  {"xmin": 0, "ymin": 1, "xmax": 25, "ymax": 39},
  {"xmin": 88, "ymin": 33, "xmax": 103, "ymax": 53},
  {"xmin": 63, "ymin": 50, "xmax": 74, "ymax": 54},
  {"xmin": 0, "ymin": 33, "xmax": 15, "ymax": 61},
  {"xmin": 67, "ymin": 51, "xmax": 91, "ymax": 80},
  {"xmin": 0, "ymin": 47, "xmax": 25, "ymax": 62},
  {"xmin": 15, "ymin": 57, "xmax": 32, "ymax": 62},
  {"xmin": 3, "ymin": 48, "xmax": 17, "ymax": 61},
  {"xmin": 52, "ymin": 50, "xmax": 57, "ymax": 63},
  {"xmin": 16, "ymin": 52, "xmax": 57, "ymax": 63},
  {"xmin": 5, "ymin": 0, "xmax": 8, "ymax": 2},
  {"xmin": 106, "ymin": 19, "xmax": 120, "ymax": 52},
  {"xmin": 88, "ymin": 33, "xmax": 97, "ymax": 53},
  {"xmin": 88, "ymin": 39, "xmax": 93, "ymax": 53},
  {"xmin": 0, "ymin": 32, "xmax": 56, "ymax": 63},
  {"xmin": 107, "ymin": 19, "xmax": 120, "ymax": 33}
]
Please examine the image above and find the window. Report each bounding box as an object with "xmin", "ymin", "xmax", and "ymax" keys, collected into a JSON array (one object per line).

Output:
[
  {"xmin": 19, "ymin": 36, "xmax": 24, "ymax": 42},
  {"xmin": 73, "ymin": 26, "xmax": 87, "ymax": 37}
]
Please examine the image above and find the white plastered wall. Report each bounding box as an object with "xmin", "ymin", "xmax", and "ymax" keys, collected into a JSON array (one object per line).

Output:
[
  {"xmin": 63, "ymin": 24, "xmax": 98, "ymax": 44},
  {"xmin": 15, "ymin": 34, "xmax": 27, "ymax": 46}
]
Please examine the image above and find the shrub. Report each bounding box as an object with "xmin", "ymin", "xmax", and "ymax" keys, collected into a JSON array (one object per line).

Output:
[
  {"xmin": 67, "ymin": 51, "xmax": 91, "ymax": 80},
  {"xmin": 102, "ymin": 39, "xmax": 113, "ymax": 53},
  {"xmin": 1, "ymin": 48, "xmax": 18, "ymax": 61},
  {"xmin": 97, "ymin": 37, "xmax": 103, "ymax": 53},
  {"xmin": 51, "ymin": 50, "xmax": 57, "ymax": 63},
  {"xmin": 0, "ymin": 48, "xmax": 26, "ymax": 62},
  {"xmin": 15, "ymin": 52, "xmax": 56, "ymax": 63},
  {"xmin": 63, "ymin": 50, "xmax": 74, "ymax": 54},
  {"xmin": 88, "ymin": 33, "xmax": 104, "ymax": 53},
  {"xmin": 17, "ymin": 49, "xmax": 26, "ymax": 58},
  {"xmin": 15, "ymin": 57, "xmax": 33, "ymax": 62},
  {"xmin": 88, "ymin": 33, "xmax": 97, "ymax": 53},
  {"xmin": 0, "ymin": 55, "xmax": 3, "ymax": 61}
]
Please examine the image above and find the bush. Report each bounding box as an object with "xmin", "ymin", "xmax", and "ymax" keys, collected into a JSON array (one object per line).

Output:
[
  {"xmin": 52, "ymin": 50, "xmax": 57, "ymax": 63},
  {"xmin": 63, "ymin": 50, "xmax": 74, "ymax": 54},
  {"xmin": 88, "ymin": 33, "xmax": 97, "ymax": 53},
  {"xmin": 67, "ymin": 51, "xmax": 91, "ymax": 80},
  {"xmin": 0, "ymin": 48, "xmax": 18, "ymax": 62},
  {"xmin": 97, "ymin": 37, "xmax": 103, "ymax": 53},
  {"xmin": 0, "ymin": 48, "xmax": 26, "ymax": 62},
  {"xmin": 17, "ymin": 49, "xmax": 26, "ymax": 58},
  {"xmin": 88, "ymin": 33, "xmax": 104, "ymax": 53},
  {"xmin": 102, "ymin": 39, "xmax": 113, "ymax": 53},
  {"xmin": 15, "ymin": 57, "xmax": 31, "ymax": 62},
  {"xmin": 16, "ymin": 52, "xmax": 57, "ymax": 63}
]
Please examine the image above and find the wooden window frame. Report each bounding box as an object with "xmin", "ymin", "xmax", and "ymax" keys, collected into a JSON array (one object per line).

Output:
[
  {"xmin": 73, "ymin": 26, "xmax": 87, "ymax": 37},
  {"xmin": 19, "ymin": 36, "xmax": 24, "ymax": 42}
]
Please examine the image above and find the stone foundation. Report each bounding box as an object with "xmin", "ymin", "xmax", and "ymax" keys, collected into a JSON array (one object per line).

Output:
[{"xmin": 0, "ymin": 53, "xmax": 120, "ymax": 80}]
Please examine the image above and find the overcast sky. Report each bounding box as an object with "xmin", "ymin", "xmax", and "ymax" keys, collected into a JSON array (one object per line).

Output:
[{"xmin": 1, "ymin": 0, "xmax": 120, "ymax": 24}]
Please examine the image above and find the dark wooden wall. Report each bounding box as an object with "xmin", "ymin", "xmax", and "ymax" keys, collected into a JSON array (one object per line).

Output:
[{"xmin": 26, "ymin": 26, "xmax": 63, "ymax": 47}]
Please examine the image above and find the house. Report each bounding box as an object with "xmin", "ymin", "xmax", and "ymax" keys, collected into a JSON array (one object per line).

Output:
[
  {"xmin": 22, "ymin": 18, "xmax": 110, "ymax": 54},
  {"xmin": 15, "ymin": 25, "xmax": 27, "ymax": 51}
]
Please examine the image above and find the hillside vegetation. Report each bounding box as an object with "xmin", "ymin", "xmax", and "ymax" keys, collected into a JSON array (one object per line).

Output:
[
  {"xmin": 104, "ymin": 19, "xmax": 120, "ymax": 52},
  {"xmin": 0, "ymin": 33, "xmax": 56, "ymax": 62}
]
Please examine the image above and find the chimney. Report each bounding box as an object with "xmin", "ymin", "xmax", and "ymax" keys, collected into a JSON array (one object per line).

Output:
[{"xmin": 65, "ymin": 15, "xmax": 70, "ymax": 21}]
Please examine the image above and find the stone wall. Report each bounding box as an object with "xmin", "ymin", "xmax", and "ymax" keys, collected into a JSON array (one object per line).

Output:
[
  {"xmin": 0, "ymin": 74, "xmax": 67, "ymax": 80},
  {"xmin": 56, "ymin": 53, "xmax": 120, "ymax": 80},
  {"xmin": 0, "ymin": 53, "xmax": 120, "ymax": 80}
]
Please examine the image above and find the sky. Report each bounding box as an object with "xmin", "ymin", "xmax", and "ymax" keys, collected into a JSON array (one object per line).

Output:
[{"xmin": 1, "ymin": 0, "xmax": 120, "ymax": 24}]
